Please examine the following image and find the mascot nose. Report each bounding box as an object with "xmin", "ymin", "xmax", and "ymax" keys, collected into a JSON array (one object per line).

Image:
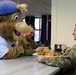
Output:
[{"xmin": 15, "ymin": 22, "xmax": 31, "ymax": 33}]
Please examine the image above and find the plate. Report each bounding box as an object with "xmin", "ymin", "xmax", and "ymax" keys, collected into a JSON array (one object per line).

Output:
[{"xmin": 33, "ymin": 53, "xmax": 38, "ymax": 55}]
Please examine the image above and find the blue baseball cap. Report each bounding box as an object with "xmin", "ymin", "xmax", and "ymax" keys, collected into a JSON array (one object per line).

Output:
[{"xmin": 0, "ymin": 0, "xmax": 20, "ymax": 15}]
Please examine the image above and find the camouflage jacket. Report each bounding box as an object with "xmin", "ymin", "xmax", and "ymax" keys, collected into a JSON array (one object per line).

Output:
[
  {"xmin": 40, "ymin": 44, "xmax": 76, "ymax": 75},
  {"xmin": 18, "ymin": 36, "xmax": 38, "ymax": 56}
]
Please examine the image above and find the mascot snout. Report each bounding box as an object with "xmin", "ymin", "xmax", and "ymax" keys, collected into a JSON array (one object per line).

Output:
[{"xmin": 15, "ymin": 22, "xmax": 31, "ymax": 33}]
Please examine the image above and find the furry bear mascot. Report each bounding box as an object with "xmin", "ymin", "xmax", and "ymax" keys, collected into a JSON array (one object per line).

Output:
[{"xmin": 0, "ymin": 0, "xmax": 31, "ymax": 59}]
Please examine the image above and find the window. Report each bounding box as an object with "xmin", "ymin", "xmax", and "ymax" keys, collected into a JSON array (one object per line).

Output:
[
  {"xmin": 34, "ymin": 17, "xmax": 42, "ymax": 42},
  {"xmin": 23, "ymin": 17, "xmax": 42, "ymax": 42}
]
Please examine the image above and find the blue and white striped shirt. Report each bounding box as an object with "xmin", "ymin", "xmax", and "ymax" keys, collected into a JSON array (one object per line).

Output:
[{"xmin": 0, "ymin": 36, "xmax": 14, "ymax": 58}]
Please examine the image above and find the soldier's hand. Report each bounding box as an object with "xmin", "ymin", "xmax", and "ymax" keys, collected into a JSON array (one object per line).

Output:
[
  {"xmin": 61, "ymin": 44, "xmax": 67, "ymax": 51},
  {"xmin": 35, "ymin": 47, "xmax": 43, "ymax": 53},
  {"xmin": 37, "ymin": 55, "xmax": 43, "ymax": 62}
]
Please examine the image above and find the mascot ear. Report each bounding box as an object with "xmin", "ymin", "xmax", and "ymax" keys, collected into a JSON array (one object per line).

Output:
[{"xmin": 16, "ymin": 4, "xmax": 27, "ymax": 12}]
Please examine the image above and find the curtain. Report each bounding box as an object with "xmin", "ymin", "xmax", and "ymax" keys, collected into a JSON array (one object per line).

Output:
[
  {"xmin": 25, "ymin": 16, "xmax": 35, "ymax": 40},
  {"xmin": 25, "ymin": 16, "xmax": 30, "ymax": 24},
  {"xmin": 48, "ymin": 15, "xmax": 51, "ymax": 43},
  {"xmin": 41, "ymin": 15, "xmax": 51, "ymax": 44},
  {"xmin": 25, "ymin": 16, "xmax": 35, "ymax": 25},
  {"xmin": 41, "ymin": 15, "xmax": 47, "ymax": 44}
]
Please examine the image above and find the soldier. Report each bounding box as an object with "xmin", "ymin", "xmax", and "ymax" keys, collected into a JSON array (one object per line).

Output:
[
  {"xmin": 37, "ymin": 24, "xmax": 76, "ymax": 75},
  {"xmin": 18, "ymin": 24, "xmax": 42, "ymax": 56}
]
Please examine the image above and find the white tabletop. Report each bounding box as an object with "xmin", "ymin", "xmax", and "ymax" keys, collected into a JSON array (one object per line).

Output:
[{"xmin": 0, "ymin": 56, "xmax": 60, "ymax": 75}]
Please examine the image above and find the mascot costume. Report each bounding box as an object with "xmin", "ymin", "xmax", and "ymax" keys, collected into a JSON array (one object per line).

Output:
[{"xmin": 0, "ymin": 0, "xmax": 31, "ymax": 59}]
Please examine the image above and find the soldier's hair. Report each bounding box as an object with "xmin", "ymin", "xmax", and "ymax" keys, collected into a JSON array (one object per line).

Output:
[{"xmin": 31, "ymin": 24, "xmax": 35, "ymax": 30}]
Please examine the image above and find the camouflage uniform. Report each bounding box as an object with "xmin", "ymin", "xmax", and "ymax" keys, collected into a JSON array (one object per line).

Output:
[
  {"xmin": 18, "ymin": 36, "xmax": 38, "ymax": 56},
  {"xmin": 40, "ymin": 44, "xmax": 76, "ymax": 75}
]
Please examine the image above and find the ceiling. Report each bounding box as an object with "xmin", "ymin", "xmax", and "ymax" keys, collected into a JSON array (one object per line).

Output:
[{"xmin": 12, "ymin": 0, "xmax": 51, "ymax": 17}]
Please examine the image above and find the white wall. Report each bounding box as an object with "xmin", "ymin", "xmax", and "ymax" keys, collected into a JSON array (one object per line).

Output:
[{"xmin": 51, "ymin": 0, "xmax": 76, "ymax": 49}]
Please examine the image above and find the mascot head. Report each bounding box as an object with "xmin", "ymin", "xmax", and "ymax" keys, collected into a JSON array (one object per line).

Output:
[{"xmin": 0, "ymin": 0, "xmax": 31, "ymax": 42}]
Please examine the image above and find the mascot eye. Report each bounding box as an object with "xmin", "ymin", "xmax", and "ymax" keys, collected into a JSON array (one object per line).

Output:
[{"xmin": 14, "ymin": 15, "xmax": 19, "ymax": 20}]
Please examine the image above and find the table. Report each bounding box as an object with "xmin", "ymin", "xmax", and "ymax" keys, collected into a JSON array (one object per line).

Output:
[{"xmin": 0, "ymin": 56, "xmax": 60, "ymax": 75}]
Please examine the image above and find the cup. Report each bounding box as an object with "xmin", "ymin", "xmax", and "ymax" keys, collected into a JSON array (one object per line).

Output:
[{"xmin": 49, "ymin": 50, "xmax": 54, "ymax": 56}]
